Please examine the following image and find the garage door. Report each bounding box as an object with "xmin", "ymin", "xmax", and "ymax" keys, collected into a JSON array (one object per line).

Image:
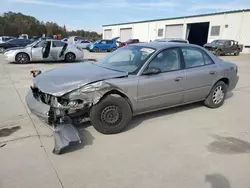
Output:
[
  {"xmin": 120, "ymin": 28, "xmax": 132, "ymax": 42},
  {"xmin": 104, "ymin": 29, "xmax": 112, "ymax": 39},
  {"xmin": 165, "ymin": 24, "xmax": 184, "ymax": 38}
]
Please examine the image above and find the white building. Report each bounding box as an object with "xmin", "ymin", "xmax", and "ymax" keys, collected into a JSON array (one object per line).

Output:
[{"xmin": 102, "ymin": 9, "xmax": 250, "ymax": 53}]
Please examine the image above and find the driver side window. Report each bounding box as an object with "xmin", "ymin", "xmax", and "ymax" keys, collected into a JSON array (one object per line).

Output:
[{"xmin": 148, "ymin": 48, "xmax": 181, "ymax": 72}]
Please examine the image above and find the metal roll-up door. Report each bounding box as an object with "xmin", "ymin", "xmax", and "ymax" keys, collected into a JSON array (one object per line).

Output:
[
  {"xmin": 120, "ymin": 28, "xmax": 132, "ymax": 42},
  {"xmin": 165, "ymin": 24, "xmax": 184, "ymax": 38},
  {"xmin": 104, "ymin": 29, "xmax": 112, "ymax": 39}
]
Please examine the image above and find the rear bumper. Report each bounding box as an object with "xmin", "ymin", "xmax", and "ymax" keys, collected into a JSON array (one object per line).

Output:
[{"xmin": 26, "ymin": 90, "xmax": 50, "ymax": 124}]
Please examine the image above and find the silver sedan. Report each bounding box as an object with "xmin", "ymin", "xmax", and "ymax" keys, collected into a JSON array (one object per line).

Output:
[
  {"xmin": 4, "ymin": 39, "xmax": 84, "ymax": 64},
  {"xmin": 26, "ymin": 42, "xmax": 239, "ymax": 154}
]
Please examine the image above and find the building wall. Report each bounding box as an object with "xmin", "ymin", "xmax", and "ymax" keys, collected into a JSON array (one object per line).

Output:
[{"xmin": 103, "ymin": 11, "xmax": 250, "ymax": 53}]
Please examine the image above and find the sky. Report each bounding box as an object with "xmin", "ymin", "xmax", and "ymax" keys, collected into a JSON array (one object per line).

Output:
[{"xmin": 1, "ymin": 0, "xmax": 250, "ymax": 33}]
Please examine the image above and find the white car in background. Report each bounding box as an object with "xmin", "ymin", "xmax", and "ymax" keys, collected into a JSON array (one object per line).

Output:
[
  {"xmin": 4, "ymin": 39, "xmax": 84, "ymax": 64},
  {"xmin": 76, "ymin": 40, "xmax": 92, "ymax": 49}
]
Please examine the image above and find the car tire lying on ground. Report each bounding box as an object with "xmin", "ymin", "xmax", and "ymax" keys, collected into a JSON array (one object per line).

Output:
[
  {"xmin": 204, "ymin": 81, "xmax": 227, "ymax": 108},
  {"xmin": 65, "ymin": 52, "xmax": 76, "ymax": 62},
  {"xmin": 15, "ymin": 52, "xmax": 30, "ymax": 64},
  {"xmin": 90, "ymin": 94, "xmax": 132, "ymax": 134}
]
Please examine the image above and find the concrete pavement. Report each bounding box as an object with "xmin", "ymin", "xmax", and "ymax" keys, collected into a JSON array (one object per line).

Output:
[{"xmin": 0, "ymin": 52, "xmax": 250, "ymax": 188}]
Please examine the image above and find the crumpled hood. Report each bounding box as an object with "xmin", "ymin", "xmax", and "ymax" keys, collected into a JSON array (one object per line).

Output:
[{"xmin": 34, "ymin": 62, "xmax": 128, "ymax": 96}]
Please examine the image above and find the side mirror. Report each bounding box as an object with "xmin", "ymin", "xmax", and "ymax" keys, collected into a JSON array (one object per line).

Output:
[{"xmin": 142, "ymin": 67, "xmax": 161, "ymax": 75}]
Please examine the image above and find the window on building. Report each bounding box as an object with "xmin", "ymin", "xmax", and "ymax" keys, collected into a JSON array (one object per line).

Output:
[
  {"xmin": 210, "ymin": 26, "xmax": 220, "ymax": 36},
  {"xmin": 158, "ymin": 29, "xmax": 164, "ymax": 37}
]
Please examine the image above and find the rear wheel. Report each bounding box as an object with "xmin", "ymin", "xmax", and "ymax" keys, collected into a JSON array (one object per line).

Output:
[
  {"xmin": 90, "ymin": 95, "xmax": 132, "ymax": 134},
  {"xmin": 204, "ymin": 81, "xmax": 227, "ymax": 108},
  {"xmin": 109, "ymin": 47, "xmax": 117, "ymax": 52},
  {"xmin": 15, "ymin": 53, "xmax": 30, "ymax": 64},
  {"xmin": 65, "ymin": 52, "xmax": 76, "ymax": 62}
]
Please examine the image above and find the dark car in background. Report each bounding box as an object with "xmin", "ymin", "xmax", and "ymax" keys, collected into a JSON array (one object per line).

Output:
[
  {"xmin": 204, "ymin": 39, "xmax": 243, "ymax": 56},
  {"xmin": 0, "ymin": 38, "xmax": 32, "ymax": 53},
  {"xmin": 0, "ymin": 36, "xmax": 16, "ymax": 44},
  {"xmin": 119, "ymin": 39, "xmax": 140, "ymax": 47}
]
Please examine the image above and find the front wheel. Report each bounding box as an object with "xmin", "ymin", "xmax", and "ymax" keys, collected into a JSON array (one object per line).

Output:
[
  {"xmin": 204, "ymin": 81, "xmax": 227, "ymax": 108},
  {"xmin": 234, "ymin": 49, "xmax": 240, "ymax": 56},
  {"xmin": 93, "ymin": 47, "xmax": 100, "ymax": 52},
  {"xmin": 15, "ymin": 53, "xmax": 30, "ymax": 64},
  {"xmin": 215, "ymin": 49, "xmax": 221, "ymax": 56},
  {"xmin": 90, "ymin": 95, "xmax": 132, "ymax": 134}
]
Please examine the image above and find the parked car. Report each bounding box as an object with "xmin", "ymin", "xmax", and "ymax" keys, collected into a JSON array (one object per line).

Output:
[
  {"xmin": 154, "ymin": 38, "xmax": 189, "ymax": 43},
  {"xmin": 88, "ymin": 37, "xmax": 120, "ymax": 52},
  {"xmin": 26, "ymin": 42, "xmax": 239, "ymax": 154},
  {"xmin": 61, "ymin": 38, "xmax": 68, "ymax": 42},
  {"xmin": 0, "ymin": 38, "xmax": 32, "ymax": 53},
  {"xmin": 76, "ymin": 40, "xmax": 92, "ymax": 49},
  {"xmin": 203, "ymin": 39, "xmax": 243, "ymax": 56},
  {"xmin": 4, "ymin": 39, "xmax": 84, "ymax": 64},
  {"xmin": 119, "ymin": 39, "xmax": 140, "ymax": 47},
  {"xmin": 0, "ymin": 36, "xmax": 16, "ymax": 44}
]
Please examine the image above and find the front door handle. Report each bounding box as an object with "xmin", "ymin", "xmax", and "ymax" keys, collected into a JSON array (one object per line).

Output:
[
  {"xmin": 174, "ymin": 77, "xmax": 183, "ymax": 82},
  {"xmin": 209, "ymin": 71, "xmax": 216, "ymax": 75}
]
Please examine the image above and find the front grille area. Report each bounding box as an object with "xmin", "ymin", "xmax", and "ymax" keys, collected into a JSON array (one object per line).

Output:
[{"xmin": 31, "ymin": 86, "xmax": 54, "ymax": 105}]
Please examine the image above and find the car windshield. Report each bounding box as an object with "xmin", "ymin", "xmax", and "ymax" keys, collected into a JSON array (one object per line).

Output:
[
  {"xmin": 211, "ymin": 40, "xmax": 225, "ymax": 45},
  {"xmin": 96, "ymin": 45, "xmax": 156, "ymax": 74}
]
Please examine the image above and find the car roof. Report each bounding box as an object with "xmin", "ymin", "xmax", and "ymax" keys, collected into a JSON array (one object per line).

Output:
[{"xmin": 130, "ymin": 42, "xmax": 199, "ymax": 50}]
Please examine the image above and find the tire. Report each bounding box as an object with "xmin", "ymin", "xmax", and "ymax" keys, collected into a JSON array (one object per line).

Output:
[
  {"xmin": 93, "ymin": 47, "xmax": 100, "ymax": 52},
  {"xmin": 234, "ymin": 49, "xmax": 240, "ymax": 56},
  {"xmin": 65, "ymin": 52, "xmax": 76, "ymax": 62},
  {"xmin": 0, "ymin": 47, "xmax": 5, "ymax": 53},
  {"xmin": 215, "ymin": 49, "xmax": 221, "ymax": 56},
  {"xmin": 15, "ymin": 53, "xmax": 30, "ymax": 64},
  {"xmin": 204, "ymin": 81, "xmax": 227, "ymax": 108},
  {"xmin": 110, "ymin": 47, "xmax": 117, "ymax": 52},
  {"xmin": 90, "ymin": 95, "xmax": 132, "ymax": 134}
]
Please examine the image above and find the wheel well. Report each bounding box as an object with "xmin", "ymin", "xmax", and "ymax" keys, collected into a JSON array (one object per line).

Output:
[
  {"xmin": 217, "ymin": 77, "xmax": 229, "ymax": 86},
  {"xmin": 65, "ymin": 52, "xmax": 76, "ymax": 60},
  {"xmin": 98, "ymin": 90, "xmax": 134, "ymax": 114},
  {"xmin": 15, "ymin": 52, "xmax": 30, "ymax": 61}
]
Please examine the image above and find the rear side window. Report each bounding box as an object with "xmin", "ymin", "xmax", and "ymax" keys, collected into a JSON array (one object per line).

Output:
[
  {"xmin": 106, "ymin": 40, "xmax": 113, "ymax": 44},
  {"xmin": 52, "ymin": 41, "xmax": 65, "ymax": 47},
  {"xmin": 181, "ymin": 47, "xmax": 214, "ymax": 68}
]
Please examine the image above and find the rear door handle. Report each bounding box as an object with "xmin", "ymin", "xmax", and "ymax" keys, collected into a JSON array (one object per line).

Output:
[
  {"xmin": 174, "ymin": 77, "xmax": 183, "ymax": 82},
  {"xmin": 209, "ymin": 71, "xmax": 216, "ymax": 75}
]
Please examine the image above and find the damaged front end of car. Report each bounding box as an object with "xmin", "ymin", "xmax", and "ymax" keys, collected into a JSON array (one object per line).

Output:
[{"xmin": 26, "ymin": 71, "xmax": 122, "ymax": 154}]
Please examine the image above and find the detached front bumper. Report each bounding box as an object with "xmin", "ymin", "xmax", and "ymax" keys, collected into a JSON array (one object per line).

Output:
[
  {"xmin": 26, "ymin": 90, "xmax": 50, "ymax": 124},
  {"xmin": 26, "ymin": 90, "xmax": 82, "ymax": 154}
]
